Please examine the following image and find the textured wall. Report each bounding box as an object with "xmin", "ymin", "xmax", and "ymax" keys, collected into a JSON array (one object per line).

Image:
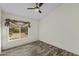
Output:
[
  {"xmin": 0, "ymin": 6, "xmax": 1, "ymax": 53},
  {"xmin": 40, "ymin": 4, "xmax": 79, "ymax": 55},
  {"xmin": 1, "ymin": 11, "xmax": 39, "ymax": 50}
]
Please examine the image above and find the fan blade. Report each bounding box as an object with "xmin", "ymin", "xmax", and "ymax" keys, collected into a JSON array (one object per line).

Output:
[
  {"xmin": 38, "ymin": 10, "xmax": 42, "ymax": 13},
  {"xmin": 27, "ymin": 8, "xmax": 35, "ymax": 9},
  {"xmin": 39, "ymin": 3, "xmax": 43, "ymax": 7}
]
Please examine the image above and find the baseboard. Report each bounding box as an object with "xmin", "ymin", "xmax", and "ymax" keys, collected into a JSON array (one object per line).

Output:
[
  {"xmin": 39, "ymin": 40, "xmax": 79, "ymax": 55},
  {"xmin": 2, "ymin": 40, "xmax": 40, "ymax": 51}
]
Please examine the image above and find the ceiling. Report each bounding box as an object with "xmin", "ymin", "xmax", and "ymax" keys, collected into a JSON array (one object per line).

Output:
[{"xmin": 0, "ymin": 3, "xmax": 62, "ymax": 20}]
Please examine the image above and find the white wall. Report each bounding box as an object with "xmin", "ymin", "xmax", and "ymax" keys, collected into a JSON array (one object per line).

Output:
[
  {"xmin": 0, "ymin": 6, "xmax": 1, "ymax": 53},
  {"xmin": 40, "ymin": 4, "xmax": 79, "ymax": 55},
  {"xmin": 1, "ymin": 11, "xmax": 39, "ymax": 50}
]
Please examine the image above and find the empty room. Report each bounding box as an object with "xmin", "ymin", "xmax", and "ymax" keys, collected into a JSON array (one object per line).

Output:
[{"xmin": 0, "ymin": 3, "xmax": 79, "ymax": 56}]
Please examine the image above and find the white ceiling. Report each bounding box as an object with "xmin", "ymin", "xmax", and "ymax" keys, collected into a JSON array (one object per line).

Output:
[{"xmin": 0, "ymin": 3, "xmax": 62, "ymax": 20}]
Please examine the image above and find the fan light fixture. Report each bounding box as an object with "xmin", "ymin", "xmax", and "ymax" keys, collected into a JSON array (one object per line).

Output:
[
  {"xmin": 35, "ymin": 8, "xmax": 39, "ymax": 11},
  {"xmin": 27, "ymin": 3, "xmax": 43, "ymax": 13}
]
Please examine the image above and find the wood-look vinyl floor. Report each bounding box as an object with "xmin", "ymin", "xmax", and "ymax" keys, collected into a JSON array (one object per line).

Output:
[{"xmin": 0, "ymin": 40, "xmax": 78, "ymax": 56}]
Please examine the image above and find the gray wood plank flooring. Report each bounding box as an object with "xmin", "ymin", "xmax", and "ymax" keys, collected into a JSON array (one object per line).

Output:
[{"xmin": 0, "ymin": 40, "xmax": 78, "ymax": 56}]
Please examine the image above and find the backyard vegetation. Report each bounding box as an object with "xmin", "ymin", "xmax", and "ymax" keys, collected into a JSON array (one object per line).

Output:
[{"xmin": 9, "ymin": 22, "xmax": 28, "ymax": 40}]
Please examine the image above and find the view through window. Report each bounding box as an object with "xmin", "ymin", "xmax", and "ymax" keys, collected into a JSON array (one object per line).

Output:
[{"xmin": 9, "ymin": 21, "xmax": 28, "ymax": 40}]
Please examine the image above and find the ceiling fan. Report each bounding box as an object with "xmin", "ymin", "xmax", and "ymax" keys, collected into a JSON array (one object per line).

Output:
[{"xmin": 27, "ymin": 3, "xmax": 43, "ymax": 13}]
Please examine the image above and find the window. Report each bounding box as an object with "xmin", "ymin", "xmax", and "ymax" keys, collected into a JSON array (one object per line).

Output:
[
  {"xmin": 9, "ymin": 22, "xmax": 20, "ymax": 40},
  {"xmin": 9, "ymin": 21, "xmax": 28, "ymax": 40},
  {"xmin": 5, "ymin": 19, "xmax": 31, "ymax": 41}
]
